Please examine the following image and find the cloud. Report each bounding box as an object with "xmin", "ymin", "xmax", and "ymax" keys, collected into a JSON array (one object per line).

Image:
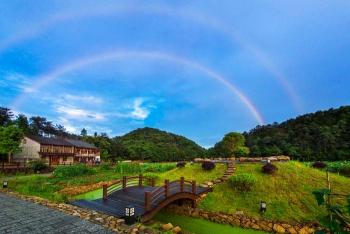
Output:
[
  {"xmin": 56, "ymin": 105, "xmax": 105, "ymax": 121},
  {"xmin": 0, "ymin": 71, "xmax": 35, "ymax": 93},
  {"xmin": 62, "ymin": 94, "xmax": 103, "ymax": 104},
  {"xmin": 129, "ymin": 98, "xmax": 151, "ymax": 120}
]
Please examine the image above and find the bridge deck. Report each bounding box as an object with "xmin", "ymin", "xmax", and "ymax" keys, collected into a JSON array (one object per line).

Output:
[{"xmin": 72, "ymin": 184, "xmax": 208, "ymax": 218}]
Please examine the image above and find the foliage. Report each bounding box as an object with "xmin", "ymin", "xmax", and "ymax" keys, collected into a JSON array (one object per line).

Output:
[
  {"xmin": 0, "ymin": 107, "xmax": 14, "ymax": 126},
  {"xmin": 117, "ymin": 127, "xmax": 206, "ymax": 162},
  {"xmin": 28, "ymin": 159, "xmax": 48, "ymax": 173},
  {"xmin": 0, "ymin": 125, "xmax": 23, "ymax": 156},
  {"xmin": 312, "ymin": 161, "xmax": 328, "ymax": 169},
  {"xmin": 210, "ymin": 132, "xmax": 250, "ymax": 157},
  {"xmin": 244, "ymin": 106, "xmax": 350, "ymax": 161},
  {"xmin": 262, "ymin": 163, "xmax": 278, "ymax": 174},
  {"xmin": 228, "ymin": 173, "xmax": 256, "ymax": 192},
  {"xmin": 312, "ymin": 188, "xmax": 350, "ymax": 233},
  {"xmin": 53, "ymin": 164, "xmax": 94, "ymax": 178},
  {"xmin": 176, "ymin": 161, "xmax": 186, "ymax": 167},
  {"xmin": 202, "ymin": 161, "xmax": 216, "ymax": 171}
]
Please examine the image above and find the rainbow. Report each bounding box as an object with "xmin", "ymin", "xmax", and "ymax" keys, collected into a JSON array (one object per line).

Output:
[
  {"xmin": 0, "ymin": 4, "xmax": 302, "ymax": 112},
  {"xmin": 11, "ymin": 50, "xmax": 265, "ymax": 125}
]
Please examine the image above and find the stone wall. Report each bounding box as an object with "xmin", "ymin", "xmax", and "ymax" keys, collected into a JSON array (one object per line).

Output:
[{"xmin": 164, "ymin": 203, "xmax": 323, "ymax": 234}]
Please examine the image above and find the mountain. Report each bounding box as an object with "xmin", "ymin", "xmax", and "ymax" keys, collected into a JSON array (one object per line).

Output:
[
  {"xmin": 117, "ymin": 127, "xmax": 206, "ymax": 161},
  {"xmin": 244, "ymin": 106, "xmax": 350, "ymax": 161}
]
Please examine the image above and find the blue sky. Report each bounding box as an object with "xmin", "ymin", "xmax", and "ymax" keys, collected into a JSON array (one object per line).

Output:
[{"xmin": 0, "ymin": 1, "xmax": 349, "ymax": 147}]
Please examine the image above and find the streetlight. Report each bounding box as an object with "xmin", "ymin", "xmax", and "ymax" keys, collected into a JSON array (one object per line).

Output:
[
  {"xmin": 3, "ymin": 180, "xmax": 8, "ymax": 189},
  {"xmin": 125, "ymin": 205, "xmax": 135, "ymax": 225},
  {"xmin": 260, "ymin": 201, "xmax": 267, "ymax": 213}
]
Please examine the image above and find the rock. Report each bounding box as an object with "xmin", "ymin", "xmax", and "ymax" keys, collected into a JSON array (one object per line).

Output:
[
  {"xmin": 143, "ymin": 227, "xmax": 156, "ymax": 234},
  {"xmin": 162, "ymin": 223, "xmax": 173, "ymax": 231},
  {"xmin": 117, "ymin": 219, "xmax": 125, "ymax": 224},
  {"xmin": 273, "ymin": 224, "xmax": 286, "ymax": 233},
  {"xmin": 234, "ymin": 211, "xmax": 244, "ymax": 215},
  {"xmin": 172, "ymin": 226, "xmax": 182, "ymax": 233},
  {"xmin": 288, "ymin": 227, "xmax": 298, "ymax": 234}
]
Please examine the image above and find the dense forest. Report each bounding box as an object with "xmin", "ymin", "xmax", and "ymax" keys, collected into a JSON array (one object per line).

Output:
[
  {"xmin": 1, "ymin": 106, "xmax": 349, "ymax": 162},
  {"xmin": 244, "ymin": 106, "xmax": 350, "ymax": 161}
]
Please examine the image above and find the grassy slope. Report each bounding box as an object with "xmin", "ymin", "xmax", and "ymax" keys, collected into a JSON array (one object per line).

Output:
[
  {"xmin": 200, "ymin": 161, "xmax": 350, "ymax": 222},
  {"xmin": 154, "ymin": 212, "xmax": 268, "ymax": 234},
  {"xmin": 156, "ymin": 163, "xmax": 225, "ymax": 185}
]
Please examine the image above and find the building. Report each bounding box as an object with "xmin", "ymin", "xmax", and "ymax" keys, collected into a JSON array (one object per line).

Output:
[{"xmin": 13, "ymin": 135, "xmax": 100, "ymax": 165}]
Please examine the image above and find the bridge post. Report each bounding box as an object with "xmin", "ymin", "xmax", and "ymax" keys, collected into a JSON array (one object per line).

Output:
[
  {"xmin": 151, "ymin": 178, "xmax": 155, "ymax": 187},
  {"xmin": 145, "ymin": 192, "xmax": 151, "ymax": 211},
  {"xmin": 164, "ymin": 179, "xmax": 169, "ymax": 198},
  {"xmin": 180, "ymin": 177, "xmax": 184, "ymax": 192},
  {"xmin": 139, "ymin": 174, "xmax": 143, "ymax": 187},
  {"xmin": 103, "ymin": 184, "xmax": 107, "ymax": 200},
  {"xmin": 192, "ymin": 180, "xmax": 196, "ymax": 194},
  {"xmin": 123, "ymin": 176, "xmax": 127, "ymax": 189}
]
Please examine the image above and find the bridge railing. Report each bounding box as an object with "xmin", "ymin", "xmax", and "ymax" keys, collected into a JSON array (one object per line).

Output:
[
  {"xmin": 144, "ymin": 177, "xmax": 197, "ymax": 212},
  {"xmin": 103, "ymin": 174, "xmax": 156, "ymax": 200}
]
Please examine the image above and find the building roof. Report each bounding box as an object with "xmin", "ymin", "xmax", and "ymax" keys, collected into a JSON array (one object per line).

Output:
[{"xmin": 26, "ymin": 135, "xmax": 97, "ymax": 149}]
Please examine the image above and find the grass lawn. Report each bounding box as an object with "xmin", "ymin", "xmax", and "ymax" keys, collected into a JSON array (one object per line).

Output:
[
  {"xmin": 199, "ymin": 161, "xmax": 350, "ymax": 222},
  {"xmin": 153, "ymin": 211, "xmax": 268, "ymax": 234}
]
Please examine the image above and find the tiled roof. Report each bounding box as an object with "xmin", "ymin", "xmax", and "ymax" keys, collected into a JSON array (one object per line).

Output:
[{"xmin": 26, "ymin": 135, "xmax": 97, "ymax": 149}]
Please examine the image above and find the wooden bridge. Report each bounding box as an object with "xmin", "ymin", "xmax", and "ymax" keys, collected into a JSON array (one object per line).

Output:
[{"xmin": 72, "ymin": 175, "xmax": 211, "ymax": 222}]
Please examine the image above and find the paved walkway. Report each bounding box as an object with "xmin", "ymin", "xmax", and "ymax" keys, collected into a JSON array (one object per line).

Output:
[{"xmin": 0, "ymin": 193, "xmax": 115, "ymax": 234}]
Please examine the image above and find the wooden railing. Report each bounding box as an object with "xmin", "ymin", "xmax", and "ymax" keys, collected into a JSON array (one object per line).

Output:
[
  {"xmin": 103, "ymin": 174, "xmax": 156, "ymax": 200},
  {"xmin": 144, "ymin": 177, "xmax": 197, "ymax": 212}
]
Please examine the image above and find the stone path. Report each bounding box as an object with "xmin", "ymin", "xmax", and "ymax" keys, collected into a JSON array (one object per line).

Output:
[{"xmin": 0, "ymin": 193, "xmax": 115, "ymax": 234}]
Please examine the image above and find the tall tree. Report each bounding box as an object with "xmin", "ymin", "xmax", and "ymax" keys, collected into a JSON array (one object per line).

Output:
[
  {"xmin": 0, "ymin": 126, "xmax": 23, "ymax": 163},
  {"xmin": 80, "ymin": 128, "xmax": 87, "ymax": 137},
  {"xmin": 0, "ymin": 107, "xmax": 14, "ymax": 126},
  {"xmin": 29, "ymin": 116, "xmax": 47, "ymax": 135},
  {"xmin": 211, "ymin": 132, "xmax": 250, "ymax": 157},
  {"xmin": 15, "ymin": 114, "xmax": 29, "ymax": 134}
]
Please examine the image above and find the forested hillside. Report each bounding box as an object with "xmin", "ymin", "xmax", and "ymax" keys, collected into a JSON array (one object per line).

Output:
[
  {"xmin": 117, "ymin": 127, "xmax": 206, "ymax": 161},
  {"xmin": 244, "ymin": 106, "xmax": 350, "ymax": 161}
]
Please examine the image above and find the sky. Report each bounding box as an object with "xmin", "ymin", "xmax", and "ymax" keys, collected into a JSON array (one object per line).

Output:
[{"xmin": 0, "ymin": 0, "xmax": 349, "ymax": 147}]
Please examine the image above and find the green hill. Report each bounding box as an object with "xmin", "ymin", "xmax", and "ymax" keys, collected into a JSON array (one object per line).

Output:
[
  {"xmin": 117, "ymin": 127, "xmax": 206, "ymax": 161},
  {"xmin": 244, "ymin": 106, "xmax": 350, "ymax": 161},
  {"xmin": 200, "ymin": 161, "xmax": 350, "ymax": 222}
]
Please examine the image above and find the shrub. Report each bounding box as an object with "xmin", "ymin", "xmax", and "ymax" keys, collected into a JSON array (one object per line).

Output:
[
  {"xmin": 53, "ymin": 164, "xmax": 94, "ymax": 178},
  {"xmin": 262, "ymin": 163, "xmax": 278, "ymax": 174},
  {"xmin": 176, "ymin": 161, "xmax": 186, "ymax": 168},
  {"xmin": 98, "ymin": 162, "xmax": 111, "ymax": 171},
  {"xmin": 229, "ymin": 173, "xmax": 256, "ymax": 192},
  {"xmin": 312, "ymin": 161, "xmax": 327, "ymax": 169},
  {"xmin": 28, "ymin": 160, "xmax": 48, "ymax": 173},
  {"xmin": 202, "ymin": 161, "xmax": 216, "ymax": 171}
]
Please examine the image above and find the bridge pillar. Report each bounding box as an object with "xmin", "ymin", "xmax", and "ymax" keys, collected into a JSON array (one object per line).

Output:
[
  {"xmin": 164, "ymin": 180, "xmax": 169, "ymax": 198},
  {"xmin": 103, "ymin": 184, "xmax": 107, "ymax": 201},
  {"xmin": 192, "ymin": 180, "xmax": 196, "ymax": 194},
  {"xmin": 145, "ymin": 192, "xmax": 151, "ymax": 211},
  {"xmin": 122, "ymin": 176, "xmax": 127, "ymax": 189},
  {"xmin": 180, "ymin": 177, "xmax": 184, "ymax": 192},
  {"xmin": 139, "ymin": 174, "xmax": 143, "ymax": 187}
]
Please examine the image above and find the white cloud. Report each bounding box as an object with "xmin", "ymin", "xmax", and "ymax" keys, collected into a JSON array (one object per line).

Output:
[
  {"xmin": 129, "ymin": 98, "xmax": 150, "ymax": 120},
  {"xmin": 62, "ymin": 94, "xmax": 103, "ymax": 104},
  {"xmin": 56, "ymin": 105, "xmax": 105, "ymax": 121},
  {"xmin": 0, "ymin": 72, "xmax": 36, "ymax": 93}
]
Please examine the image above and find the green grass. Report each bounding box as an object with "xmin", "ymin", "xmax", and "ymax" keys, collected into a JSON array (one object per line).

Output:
[
  {"xmin": 200, "ymin": 161, "xmax": 350, "ymax": 222},
  {"xmin": 156, "ymin": 163, "xmax": 225, "ymax": 185},
  {"xmin": 154, "ymin": 211, "xmax": 268, "ymax": 234}
]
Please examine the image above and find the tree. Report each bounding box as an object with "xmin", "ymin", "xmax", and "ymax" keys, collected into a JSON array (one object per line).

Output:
[
  {"xmin": 211, "ymin": 132, "xmax": 250, "ymax": 157},
  {"xmin": 0, "ymin": 126, "xmax": 23, "ymax": 163},
  {"xmin": 29, "ymin": 116, "xmax": 47, "ymax": 135},
  {"xmin": 0, "ymin": 107, "xmax": 14, "ymax": 126},
  {"xmin": 15, "ymin": 114, "xmax": 29, "ymax": 134},
  {"xmin": 81, "ymin": 128, "xmax": 87, "ymax": 137}
]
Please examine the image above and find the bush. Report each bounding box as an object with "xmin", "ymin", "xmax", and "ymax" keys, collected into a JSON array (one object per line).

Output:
[
  {"xmin": 262, "ymin": 163, "xmax": 278, "ymax": 174},
  {"xmin": 312, "ymin": 161, "xmax": 327, "ymax": 169},
  {"xmin": 28, "ymin": 160, "xmax": 48, "ymax": 173},
  {"xmin": 202, "ymin": 161, "xmax": 216, "ymax": 171},
  {"xmin": 177, "ymin": 161, "xmax": 186, "ymax": 168},
  {"xmin": 53, "ymin": 164, "xmax": 94, "ymax": 178},
  {"xmin": 229, "ymin": 173, "xmax": 256, "ymax": 192},
  {"xmin": 98, "ymin": 162, "xmax": 111, "ymax": 171}
]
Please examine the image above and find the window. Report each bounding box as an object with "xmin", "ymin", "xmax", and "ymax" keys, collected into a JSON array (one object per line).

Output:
[{"xmin": 63, "ymin": 156, "xmax": 67, "ymax": 162}]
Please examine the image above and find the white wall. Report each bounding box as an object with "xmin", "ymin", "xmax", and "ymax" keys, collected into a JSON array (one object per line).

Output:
[{"xmin": 13, "ymin": 137, "xmax": 41, "ymax": 162}]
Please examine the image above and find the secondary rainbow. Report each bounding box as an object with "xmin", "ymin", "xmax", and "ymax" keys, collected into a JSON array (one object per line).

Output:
[{"xmin": 0, "ymin": 4, "xmax": 302, "ymax": 112}]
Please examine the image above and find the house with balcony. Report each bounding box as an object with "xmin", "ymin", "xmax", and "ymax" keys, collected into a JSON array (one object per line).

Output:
[{"xmin": 13, "ymin": 135, "xmax": 100, "ymax": 165}]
